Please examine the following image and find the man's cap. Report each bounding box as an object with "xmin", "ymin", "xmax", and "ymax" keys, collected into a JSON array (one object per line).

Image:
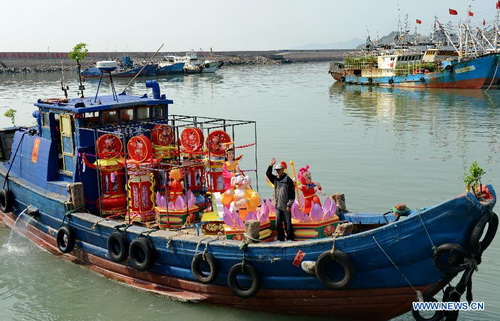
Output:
[{"xmin": 275, "ymin": 163, "xmax": 284, "ymax": 170}]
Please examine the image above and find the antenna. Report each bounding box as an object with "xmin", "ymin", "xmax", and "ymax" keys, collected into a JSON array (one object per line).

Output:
[
  {"xmin": 60, "ymin": 60, "xmax": 69, "ymax": 99},
  {"xmin": 94, "ymin": 61, "xmax": 119, "ymax": 102}
]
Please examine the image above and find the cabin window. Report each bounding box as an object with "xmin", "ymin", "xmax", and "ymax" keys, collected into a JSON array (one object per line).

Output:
[
  {"xmin": 137, "ymin": 107, "xmax": 150, "ymax": 121},
  {"xmin": 83, "ymin": 112, "xmax": 99, "ymax": 127},
  {"xmin": 152, "ymin": 105, "xmax": 165, "ymax": 119},
  {"xmin": 102, "ymin": 110, "xmax": 118, "ymax": 125},
  {"xmin": 120, "ymin": 108, "xmax": 134, "ymax": 124},
  {"xmin": 42, "ymin": 112, "xmax": 50, "ymax": 128}
]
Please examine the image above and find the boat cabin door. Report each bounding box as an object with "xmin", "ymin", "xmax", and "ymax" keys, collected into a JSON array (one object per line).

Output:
[{"xmin": 59, "ymin": 114, "xmax": 75, "ymax": 174}]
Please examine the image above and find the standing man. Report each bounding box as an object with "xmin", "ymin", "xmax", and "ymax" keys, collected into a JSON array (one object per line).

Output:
[{"xmin": 266, "ymin": 158, "xmax": 295, "ymax": 241}]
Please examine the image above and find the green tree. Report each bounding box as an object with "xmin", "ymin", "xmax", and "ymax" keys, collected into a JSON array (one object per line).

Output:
[
  {"xmin": 464, "ymin": 162, "xmax": 486, "ymax": 196},
  {"xmin": 68, "ymin": 43, "xmax": 88, "ymax": 98},
  {"xmin": 4, "ymin": 108, "xmax": 16, "ymax": 126}
]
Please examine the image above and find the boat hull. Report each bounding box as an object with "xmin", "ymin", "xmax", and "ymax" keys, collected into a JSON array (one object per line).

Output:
[
  {"xmin": 0, "ymin": 210, "xmax": 443, "ymax": 321},
  {"xmin": 0, "ymin": 164, "xmax": 496, "ymax": 320},
  {"xmin": 340, "ymin": 54, "xmax": 498, "ymax": 89},
  {"xmin": 156, "ymin": 62, "xmax": 185, "ymax": 75}
]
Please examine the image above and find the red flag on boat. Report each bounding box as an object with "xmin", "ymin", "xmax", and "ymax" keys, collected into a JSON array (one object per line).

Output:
[
  {"xmin": 483, "ymin": 19, "xmax": 486, "ymax": 26},
  {"xmin": 416, "ymin": 19, "xmax": 422, "ymax": 24},
  {"xmin": 449, "ymin": 9, "xmax": 458, "ymax": 15},
  {"xmin": 497, "ymin": 1, "xmax": 500, "ymax": 9},
  {"xmin": 468, "ymin": 11, "xmax": 474, "ymax": 17}
]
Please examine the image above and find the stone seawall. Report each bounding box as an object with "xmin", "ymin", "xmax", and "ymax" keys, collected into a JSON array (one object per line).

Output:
[{"xmin": 0, "ymin": 50, "xmax": 348, "ymax": 73}]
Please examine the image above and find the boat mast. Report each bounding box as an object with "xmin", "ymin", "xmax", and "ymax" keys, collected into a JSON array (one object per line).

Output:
[{"xmin": 437, "ymin": 20, "xmax": 461, "ymax": 59}]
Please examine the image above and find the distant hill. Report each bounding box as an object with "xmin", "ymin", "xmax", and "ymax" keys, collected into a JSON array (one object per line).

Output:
[{"xmin": 293, "ymin": 38, "xmax": 364, "ymax": 50}]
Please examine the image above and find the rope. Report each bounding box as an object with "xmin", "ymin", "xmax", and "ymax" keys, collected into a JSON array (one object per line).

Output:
[
  {"xmin": 418, "ymin": 214, "xmax": 436, "ymax": 251},
  {"xmin": 485, "ymin": 61, "xmax": 499, "ymax": 92},
  {"xmin": 235, "ymin": 143, "xmax": 256, "ymax": 149},
  {"xmin": 3, "ymin": 131, "xmax": 27, "ymax": 190},
  {"xmin": 91, "ymin": 218, "xmax": 108, "ymax": 230},
  {"xmin": 243, "ymin": 233, "xmax": 262, "ymax": 243},
  {"xmin": 61, "ymin": 204, "xmax": 86, "ymax": 226},
  {"xmin": 330, "ymin": 238, "xmax": 336, "ymax": 255},
  {"xmin": 372, "ymin": 235, "xmax": 419, "ymax": 294}
]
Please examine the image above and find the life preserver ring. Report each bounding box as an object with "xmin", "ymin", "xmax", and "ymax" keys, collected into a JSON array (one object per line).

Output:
[
  {"xmin": 469, "ymin": 212, "xmax": 498, "ymax": 254},
  {"xmin": 191, "ymin": 252, "xmax": 219, "ymax": 284},
  {"xmin": 56, "ymin": 225, "xmax": 75, "ymax": 253},
  {"xmin": 432, "ymin": 243, "xmax": 472, "ymax": 274},
  {"xmin": 129, "ymin": 237, "xmax": 154, "ymax": 271},
  {"xmin": 315, "ymin": 250, "xmax": 354, "ymax": 290},
  {"xmin": 107, "ymin": 231, "xmax": 129, "ymax": 263},
  {"xmin": 227, "ymin": 262, "xmax": 261, "ymax": 298},
  {"xmin": 388, "ymin": 78, "xmax": 394, "ymax": 85},
  {"xmin": 0, "ymin": 189, "xmax": 13, "ymax": 213},
  {"xmin": 412, "ymin": 295, "xmax": 445, "ymax": 321}
]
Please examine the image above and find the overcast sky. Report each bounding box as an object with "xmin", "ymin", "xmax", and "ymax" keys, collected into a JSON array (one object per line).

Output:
[{"xmin": 1, "ymin": 0, "xmax": 498, "ymax": 52}]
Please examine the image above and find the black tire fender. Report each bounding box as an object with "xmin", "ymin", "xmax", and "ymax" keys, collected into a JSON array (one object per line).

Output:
[
  {"xmin": 227, "ymin": 262, "xmax": 261, "ymax": 299},
  {"xmin": 315, "ymin": 250, "xmax": 355, "ymax": 290},
  {"xmin": 107, "ymin": 231, "xmax": 129, "ymax": 263},
  {"xmin": 412, "ymin": 295, "xmax": 445, "ymax": 321},
  {"xmin": 388, "ymin": 78, "xmax": 394, "ymax": 85},
  {"xmin": 191, "ymin": 252, "xmax": 219, "ymax": 284},
  {"xmin": 340, "ymin": 76, "xmax": 346, "ymax": 82},
  {"xmin": 433, "ymin": 243, "xmax": 472, "ymax": 274},
  {"xmin": 420, "ymin": 77, "xmax": 426, "ymax": 83},
  {"xmin": 470, "ymin": 212, "xmax": 498, "ymax": 253},
  {"xmin": 129, "ymin": 237, "xmax": 154, "ymax": 271},
  {"xmin": 0, "ymin": 189, "xmax": 13, "ymax": 213},
  {"xmin": 56, "ymin": 225, "xmax": 75, "ymax": 254},
  {"xmin": 368, "ymin": 77, "xmax": 373, "ymax": 83}
]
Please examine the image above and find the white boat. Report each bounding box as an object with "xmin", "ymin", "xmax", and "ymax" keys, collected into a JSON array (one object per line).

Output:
[{"xmin": 179, "ymin": 51, "xmax": 223, "ymax": 74}]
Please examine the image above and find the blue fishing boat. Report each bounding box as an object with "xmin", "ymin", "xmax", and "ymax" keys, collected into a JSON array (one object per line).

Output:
[
  {"xmin": 155, "ymin": 56, "xmax": 186, "ymax": 75},
  {"xmin": 0, "ymin": 67, "xmax": 497, "ymax": 321},
  {"xmin": 330, "ymin": 49, "xmax": 499, "ymax": 89},
  {"xmin": 82, "ymin": 56, "xmax": 146, "ymax": 78}
]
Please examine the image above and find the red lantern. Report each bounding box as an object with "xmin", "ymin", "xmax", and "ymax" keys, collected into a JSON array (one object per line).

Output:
[
  {"xmin": 127, "ymin": 135, "xmax": 153, "ymax": 162},
  {"xmin": 180, "ymin": 127, "xmax": 204, "ymax": 153},
  {"xmin": 152, "ymin": 124, "xmax": 174, "ymax": 146},
  {"xmin": 206, "ymin": 130, "xmax": 231, "ymax": 156},
  {"xmin": 96, "ymin": 134, "xmax": 122, "ymax": 159}
]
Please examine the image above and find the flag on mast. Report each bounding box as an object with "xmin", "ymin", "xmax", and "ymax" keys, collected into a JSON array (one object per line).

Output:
[{"xmin": 449, "ymin": 9, "xmax": 458, "ymax": 15}]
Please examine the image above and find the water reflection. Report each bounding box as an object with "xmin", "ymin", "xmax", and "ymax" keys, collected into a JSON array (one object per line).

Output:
[{"xmin": 328, "ymin": 82, "xmax": 500, "ymax": 169}]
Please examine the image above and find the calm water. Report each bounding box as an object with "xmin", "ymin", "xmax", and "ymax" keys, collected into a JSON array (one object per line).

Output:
[{"xmin": 1, "ymin": 63, "xmax": 499, "ymax": 320}]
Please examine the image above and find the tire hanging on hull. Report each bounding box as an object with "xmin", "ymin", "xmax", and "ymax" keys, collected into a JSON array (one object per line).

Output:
[
  {"xmin": 0, "ymin": 189, "xmax": 13, "ymax": 213},
  {"xmin": 56, "ymin": 225, "xmax": 76, "ymax": 253},
  {"xmin": 129, "ymin": 237, "xmax": 155, "ymax": 271},
  {"xmin": 315, "ymin": 250, "xmax": 354, "ymax": 290}
]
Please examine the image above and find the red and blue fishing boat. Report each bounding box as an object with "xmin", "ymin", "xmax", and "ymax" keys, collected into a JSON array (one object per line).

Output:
[
  {"xmin": 0, "ymin": 65, "xmax": 497, "ymax": 321},
  {"xmin": 329, "ymin": 49, "xmax": 499, "ymax": 89}
]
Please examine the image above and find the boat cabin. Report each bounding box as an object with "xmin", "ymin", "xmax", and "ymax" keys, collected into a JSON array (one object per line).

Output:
[{"xmin": 4, "ymin": 79, "xmax": 258, "ymax": 222}]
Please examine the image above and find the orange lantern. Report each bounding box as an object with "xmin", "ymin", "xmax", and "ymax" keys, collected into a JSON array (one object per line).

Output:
[
  {"xmin": 83, "ymin": 134, "xmax": 127, "ymax": 216},
  {"xmin": 126, "ymin": 135, "xmax": 156, "ymax": 222}
]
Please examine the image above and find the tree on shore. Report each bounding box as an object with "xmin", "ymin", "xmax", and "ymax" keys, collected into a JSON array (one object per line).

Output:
[
  {"xmin": 4, "ymin": 108, "xmax": 16, "ymax": 126},
  {"xmin": 68, "ymin": 43, "xmax": 88, "ymax": 98}
]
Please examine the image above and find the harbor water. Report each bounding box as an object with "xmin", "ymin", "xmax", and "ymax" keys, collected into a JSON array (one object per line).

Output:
[{"xmin": 1, "ymin": 62, "xmax": 499, "ymax": 320}]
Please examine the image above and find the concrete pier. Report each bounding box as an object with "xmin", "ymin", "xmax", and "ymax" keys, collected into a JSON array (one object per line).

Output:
[{"xmin": 0, "ymin": 50, "xmax": 349, "ymax": 73}]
